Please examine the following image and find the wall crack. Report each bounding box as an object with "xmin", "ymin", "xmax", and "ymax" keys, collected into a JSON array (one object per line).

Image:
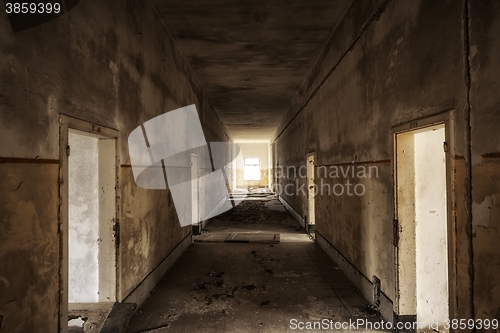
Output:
[{"xmin": 463, "ymin": 0, "xmax": 475, "ymax": 324}]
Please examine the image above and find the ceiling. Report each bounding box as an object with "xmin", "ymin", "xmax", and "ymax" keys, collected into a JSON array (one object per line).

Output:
[{"xmin": 152, "ymin": 0, "xmax": 352, "ymax": 141}]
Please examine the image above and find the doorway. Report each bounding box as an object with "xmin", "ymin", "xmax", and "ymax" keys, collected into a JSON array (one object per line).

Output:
[
  {"xmin": 307, "ymin": 153, "xmax": 315, "ymax": 234},
  {"xmin": 67, "ymin": 129, "xmax": 116, "ymax": 303},
  {"xmin": 59, "ymin": 117, "xmax": 119, "ymax": 332},
  {"xmin": 191, "ymin": 153, "xmax": 200, "ymax": 234},
  {"xmin": 394, "ymin": 122, "xmax": 450, "ymax": 330}
]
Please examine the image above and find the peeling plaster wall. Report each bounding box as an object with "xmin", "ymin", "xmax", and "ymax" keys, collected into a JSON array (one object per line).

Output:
[
  {"xmin": 273, "ymin": 0, "xmax": 500, "ymax": 322},
  {"xmin": 0, "ymin": 165, "xmax": 59, "ymax": 333},
  {"xmin": 0, "ymin": 1, "xmax": 229, "ymax": 332},
  {"xmin": 469, "ymin": 0, "xmax": 500, "ymax": 322}
]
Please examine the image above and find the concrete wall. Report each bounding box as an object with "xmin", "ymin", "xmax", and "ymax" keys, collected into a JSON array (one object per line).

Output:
[
  {"xmin": 273, "ymin": 0, "xmax": 500, "ymax": 325},
  {"xmin": 469, "ymin": 0, "xmax": 500, "ymax": 323},
  {"xmin": 0, "ymin": 1, "xmax": 229, "ymax": 332}
]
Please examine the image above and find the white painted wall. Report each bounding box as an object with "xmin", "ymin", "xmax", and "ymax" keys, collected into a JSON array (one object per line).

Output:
[
  {"xmin": 98, "ymin": 138, "xmax": 116, "ymax": 302},
  {"xmin": 68, "ymin": 132, "xmax": 99, "ymax": 303},
  {"xmin": 396, "ymin": 132, "xmax": 417, "ymax": 315},
  {"xmin": 414, "ymin": 126, "xmax": 449, "ymax": 323},
  {"xmin": 307, "ymin": 154, "xmax": 315, "ymax": 225},
  {"xmin": 191, "ymin": 154, "xmax": 199, "ymax": 224}
]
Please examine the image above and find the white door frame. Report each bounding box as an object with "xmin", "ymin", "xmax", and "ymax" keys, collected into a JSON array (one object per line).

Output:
[
  {"xmin": 391, "ymin": 111, "xmax": 455, "ymax": 327},
  {"xmin": 191, "ymin": 153, "xmax": 199, "ymax": 230},
  {"xmin": 58, "ymin": 115, "xmax": 120, "ymax": 333},
  {"xmin": 307, "ymin": 152, "xmax": 316, "ymax": 232}
]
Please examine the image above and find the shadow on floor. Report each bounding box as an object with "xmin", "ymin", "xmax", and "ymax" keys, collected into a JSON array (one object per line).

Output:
[{"xmin": 126, "ymin": 195, "xmax": 388, "ymax": 333}]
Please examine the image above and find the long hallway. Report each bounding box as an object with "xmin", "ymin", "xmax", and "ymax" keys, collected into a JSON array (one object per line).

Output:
[
  {"xmin": 126, "ymin": 194, "xmax": 386, "ymax": 332},
  {"xmin": 2, "ymin": 1, "xmax": 500, "ymax": 332}
]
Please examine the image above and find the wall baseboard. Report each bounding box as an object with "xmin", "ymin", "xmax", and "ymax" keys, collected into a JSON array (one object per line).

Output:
[
  {"xmin": 278, "ymin": 195, "xmax": 306, "ymax": 228},
  {"xmin": 315, "ymin": 231, "xmax": 394, "ymax": 323},
  {"xmin": 123, "ymin": 233, "xmax": 192, "ymax": 306}
]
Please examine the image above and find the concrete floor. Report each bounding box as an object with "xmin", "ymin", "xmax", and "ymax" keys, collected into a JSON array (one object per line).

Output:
[{"xmin": 126, "ymin": 195, "xmax": 389, "ymax": 332}]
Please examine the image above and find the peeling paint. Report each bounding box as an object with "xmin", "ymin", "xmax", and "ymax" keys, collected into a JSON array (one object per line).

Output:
[
  {"xmin": 472, "ymin": 195, "xmax": 492, "ymax": 233},
  {"xmin": 1, "ymin": 0, "xmax": 229, "ymax": 331},
  {"xmin": 272, "ymin": 0, "xmax": 500, "ymax": 323},
  {"xmin": 0, "ymin": 165, "xmax": 59, "ymax": 332}
]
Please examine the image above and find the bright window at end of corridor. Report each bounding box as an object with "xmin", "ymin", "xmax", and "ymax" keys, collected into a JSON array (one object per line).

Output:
[{"xmin": 244, "ymin": 157, "xmax": 261, "ymax": 180}]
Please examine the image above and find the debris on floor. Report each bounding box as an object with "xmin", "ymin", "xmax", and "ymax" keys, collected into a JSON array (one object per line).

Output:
[{"xmin": 126, "ymin": 197, "xmax": 389, "ymax": 332}]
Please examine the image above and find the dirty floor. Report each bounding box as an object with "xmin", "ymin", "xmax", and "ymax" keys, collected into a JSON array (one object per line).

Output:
[{"xmin": 126, "ymin": 194, "xmax": 389, "ymax": 332}]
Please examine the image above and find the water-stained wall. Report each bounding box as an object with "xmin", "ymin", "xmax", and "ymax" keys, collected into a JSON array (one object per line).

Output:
[
  {"xmin": 273, "ymin": 0, "xmax": 500, "ymax": 325},
  {"xmin": 469, "ymin": 0, "xmax": 500, "ymax": 323},
  {"xmin": 0, "ymin": 0, "xmax": 229, "ymax": 332}
]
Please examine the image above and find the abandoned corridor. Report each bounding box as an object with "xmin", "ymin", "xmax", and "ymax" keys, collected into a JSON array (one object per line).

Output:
[{"xmin": 126, "ymin": 194, "xmax": 387, "ymax": 333}]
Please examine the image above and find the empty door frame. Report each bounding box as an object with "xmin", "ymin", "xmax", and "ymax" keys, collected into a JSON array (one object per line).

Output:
[
  {"xmin": 58, "ymin": 115, "xmax": 120, "ymax": 333},
  {"xmin": 307, "ymin": 152, "xmax": 315, "ymax": 232},
  {"xmin": 191, "ymin": 153, "xmax": 199, "ymax": 230},
  {"xmin": 392, "ymin": 111, "xmax": 456, "ymax": 325}
]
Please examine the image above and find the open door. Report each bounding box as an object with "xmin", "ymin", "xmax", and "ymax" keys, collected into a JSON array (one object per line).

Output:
[
  {"xmin": 59, "ymin": 116, "xmax": 119, "ymax": 332},
  {"xmin": 307, "ymin": 153, "xmax": 315, "ymax": 234},
  {"xmin": 394, "ymin": 120, "xmax": 451, "ymax": 332},
  {"xmin": 191, "ymin": 153, "xmax": 200, "ymax": 234},
  {"xmin": 67, "ymin": 130, "xmax": 116, "ymax": 304}
]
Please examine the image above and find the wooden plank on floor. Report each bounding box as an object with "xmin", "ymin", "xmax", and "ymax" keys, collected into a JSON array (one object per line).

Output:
[
  {"xmin": 194, "ymin": 233, "xmax": 281, "ymax": 244},
  {"xmin": 100, "ymin": 303, "xmax": 137, "ymax": 333}
]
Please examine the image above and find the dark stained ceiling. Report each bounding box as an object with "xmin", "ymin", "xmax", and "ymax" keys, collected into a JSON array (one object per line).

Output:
[{"xmin": 152, "ymin": 0, "xmax": 352, "ymax": 141}]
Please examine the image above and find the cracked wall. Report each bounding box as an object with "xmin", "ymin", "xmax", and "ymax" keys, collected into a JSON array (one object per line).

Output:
[
  {"xmin": 0, "ymin": 0, "xmax": 229, "ymax": 332},
  {"xmin": 274, "ymin": 0, "xmax": 499, "ymax": 324},
  {"xmin": 469, "ymin": 0, "xmax": 500, "ymax": 322}
]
